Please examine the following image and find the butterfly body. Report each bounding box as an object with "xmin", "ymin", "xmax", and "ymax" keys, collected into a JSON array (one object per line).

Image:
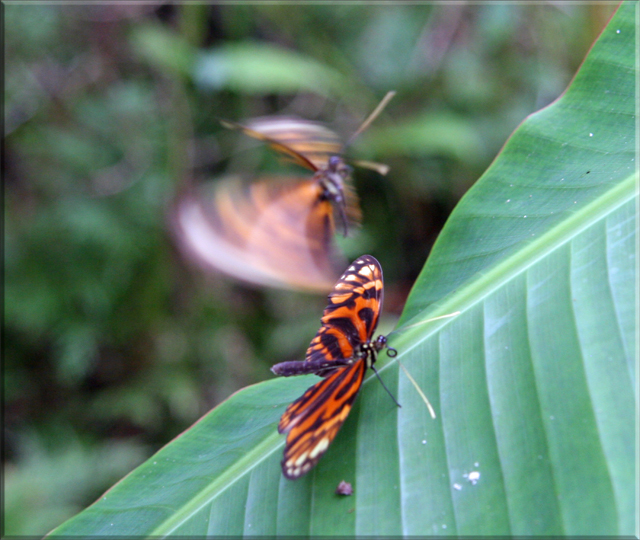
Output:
[
  {"xmin": 271, "ymin": 255, "xmax": 396, "ymax": 479},
  {"xmin": 314, "ymin": 154, "xmax": 353, "ymax": 235}
]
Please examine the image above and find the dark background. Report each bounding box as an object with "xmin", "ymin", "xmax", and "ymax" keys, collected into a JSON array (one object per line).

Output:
[{"xmin": 3, "ymin": 3, "xmax": 616, "ymax": 535}]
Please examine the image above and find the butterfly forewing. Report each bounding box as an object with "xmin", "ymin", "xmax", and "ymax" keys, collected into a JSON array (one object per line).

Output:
[
  {"xmin": 222, "ymin": 117, "xmax": 344, "ymax": 172},
  {"xmin": 278, "ymin": 360, "xmax": 366, "ymax": 479},
  {"xmin": 305, "ymin": 255, "xmax": 384, "ymax": 366}
]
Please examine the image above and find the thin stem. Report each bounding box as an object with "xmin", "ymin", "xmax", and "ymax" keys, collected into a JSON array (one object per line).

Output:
[{"xmin": 397, "ymin": 360, "xmax": 436, "ymax": 419}]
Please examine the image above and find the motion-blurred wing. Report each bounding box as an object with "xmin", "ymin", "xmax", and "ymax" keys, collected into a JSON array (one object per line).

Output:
[
  {"xmin": 278, "ymin": 360, "xmax": 366, "ymax": 479},
  {"xmin": 305, "ymin": 255, "xmax": 384, "ymax": 364},
  {"xmin": 222, "ymin": 117, "xmax": 344, "ymax": 172},
  {"xmin": 174, "ymin": 176, "xmax": 345, "ymax": 292}
]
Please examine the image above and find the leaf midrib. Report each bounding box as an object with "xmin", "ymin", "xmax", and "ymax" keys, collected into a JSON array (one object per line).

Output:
[
  {"xmin": 151, "ymin": 428, "xmax": 284, "ymax": 536},
  {"xmin": 384, "ymin": 172, "xmax": 637, "ymax": 365}
]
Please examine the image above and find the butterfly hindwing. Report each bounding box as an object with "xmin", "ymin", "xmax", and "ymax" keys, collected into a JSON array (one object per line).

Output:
[{"xmin": 278, "ymin": 360, "xmax": 366, "ymax": 479}]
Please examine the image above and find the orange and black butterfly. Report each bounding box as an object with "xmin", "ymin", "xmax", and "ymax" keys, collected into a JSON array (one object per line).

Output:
[
  {"xmin": 173, "ymin": 93, "xmax": 394, "ymax": 293},
  {"xmin": 271, "ymin": 254, "xmax": 398, "ymax": 479}
]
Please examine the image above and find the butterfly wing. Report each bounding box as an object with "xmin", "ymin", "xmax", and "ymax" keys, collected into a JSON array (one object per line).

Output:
[
  {"xmin": 278, "ymin": 359, "xmax": 366, "ymax": 479},
  {"xmin": 173, "ymin": 176, "xmax": 345, "ymax": 292},
  {"xmin": 305, "ymin": 255, "xmax": 384, "ymax": 368},
  {"xmin": 222, "ymin": 117, "xmax": 344, "ymax": 172}
]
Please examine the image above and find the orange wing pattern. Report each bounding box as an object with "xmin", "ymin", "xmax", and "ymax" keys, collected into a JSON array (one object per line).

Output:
[
  {"xmin": 174, "ymin": 176, "xmax": 345, "ymax": 292},
  {"xmin": 273, "ymin": 255, "xmax": 390, "ymax": 479},
  {"xmin": 305, "ymin": 255, "xmax": 384, "ymax": 369}
]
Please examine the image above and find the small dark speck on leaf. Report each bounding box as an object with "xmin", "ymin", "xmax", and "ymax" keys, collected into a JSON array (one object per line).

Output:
[{"xmin": 336, "ymin": 480, "xmax": 353, "ymax": 496}]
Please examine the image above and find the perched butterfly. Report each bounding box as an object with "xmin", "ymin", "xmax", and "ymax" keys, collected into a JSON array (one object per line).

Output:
[
  {"xmin": 173, "ymin": 93, "xmax": 394, "ymax": 293},
  {"xmin": 271, "ymin": 254, "xmax": 398, "ymax": 479}
]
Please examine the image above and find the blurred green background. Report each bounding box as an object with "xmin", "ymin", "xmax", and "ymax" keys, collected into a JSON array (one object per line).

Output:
[{"xmin": 3, "ymin": 3, "xmax": 616, "ymax": 536}]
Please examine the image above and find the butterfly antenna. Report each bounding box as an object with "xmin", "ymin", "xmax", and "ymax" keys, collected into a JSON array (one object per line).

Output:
[
  {"xmin": 346, "ymin": 91, "xmax": 396, "ymax": 147},
  {"xmin": 371, "ymin": 365, "xmax": 401, "ymax": 408},
  {"xmin": 396, "ymin": 360, "xmax": 436, "ymax": 419}
]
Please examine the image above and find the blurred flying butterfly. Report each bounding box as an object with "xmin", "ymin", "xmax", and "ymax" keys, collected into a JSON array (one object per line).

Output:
[
  {"xmin": 271, "ymin": 254, "xmax": 400, "ymax": 479},
  {"xmin": 174, "ymin": 92, "xmax": 395, "ymax": 293}
]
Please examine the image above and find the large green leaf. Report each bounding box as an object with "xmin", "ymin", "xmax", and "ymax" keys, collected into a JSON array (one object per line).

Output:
[{"xmin": 49, "ymin": 3, "xmax": 636, "ymax": 536}]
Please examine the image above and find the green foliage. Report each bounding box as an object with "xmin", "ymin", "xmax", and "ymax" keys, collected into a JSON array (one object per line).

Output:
[
  {"xmin": 194, "ymin": 43, "xmax": 350, "ymax": 95},
  {"xmin": 4, "ymin": 2, "xmax": 625, "ymax": 536},
  {"xmin": 48, "ymin": 3, "xmax": 636, "ymax": 536},
  {"xmin": 4, "ymin": 430, "xmax": 146, "ymax": 536}
]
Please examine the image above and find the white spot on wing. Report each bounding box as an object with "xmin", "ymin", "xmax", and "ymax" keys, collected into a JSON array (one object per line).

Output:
[
  {"xmin": 293, "ymin": 452, "xmax": 309, "ymax": 467},
  {"xmin": 359, "ymin": 265, "xmax": 374, "ymax": 277},
  {"xmin": 309, "ymin": 437, "xmax": 330, "ymax": 458}
]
